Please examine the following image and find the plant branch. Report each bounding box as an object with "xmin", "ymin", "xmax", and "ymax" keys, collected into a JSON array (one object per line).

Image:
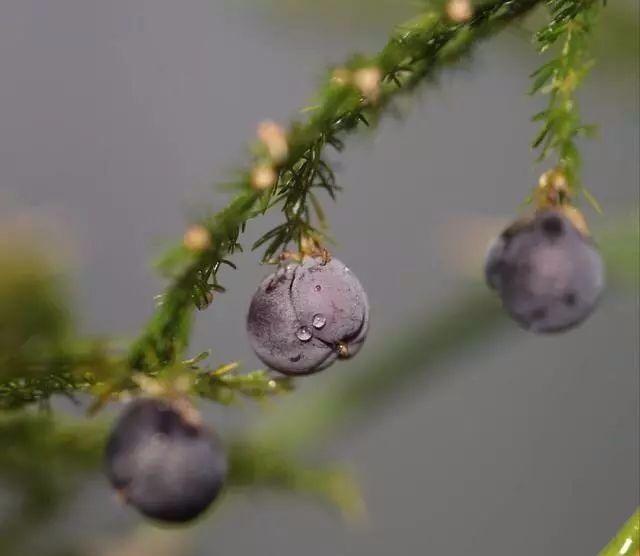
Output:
[
  {"xmin": 128, "ymin": 0, "xmax": 544, "ymax": 372},
  {"xmin": 530, "ymin": 0, "xmax": 601, "ymax": 207},
  {"xmin": 0, "ymin": 213, "xmax": 634, "ymax": 545},
  {"xmin": 598, "ymin": 508, "xmax": 639, "ymax": 556},
  {"xmin": 250, "ymin": 214, "xmax": 639, "ymax": 451}
]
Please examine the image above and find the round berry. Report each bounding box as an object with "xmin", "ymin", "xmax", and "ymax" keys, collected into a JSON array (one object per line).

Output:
[
  {"xmin": 485, "ymin": 209, "xmax": 604, "ymax": 333},
  {"xmin": 104, "ymin": 398, "xmax": 227, "ymax": 523},
  {"xmin": 247, "ymin": 256, "xmax": 369, "ymax": 375}
]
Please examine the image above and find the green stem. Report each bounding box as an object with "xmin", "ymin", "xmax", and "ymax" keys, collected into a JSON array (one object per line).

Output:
[
  {"xmin": 129, "ymin": 0, "xmax": 544, "ymax": 371},
  {"xmin": 598, "ymin": 509, "xmax": 640, "ymax": 556},
  {"xmin": 0, "ymin": 215, "xmax": 636, "ymax": 547},
  {"xmin": 531, "ymin": 0, "xmax": 601, "ymax": 200},
  {"xmin": 129, "ymin": 191, "xmax": 258, "ymax": 369},
  {"xmin": 251, "ymin": 214, "xmax": 639, "ymax": 451}
]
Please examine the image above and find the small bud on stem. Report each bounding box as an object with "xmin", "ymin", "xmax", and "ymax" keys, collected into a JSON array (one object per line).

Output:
[
  {"xmin": 257, "ymin": 120, "xmax": 289, "ymax": 163},
  {"xmin": 183, "ymin": 225, "xmax": 211, "ymax": 252},
  {"xmin": 445, "ymin": 0, "xmax": 474, "ymax": 23},
  {"xmin": 353, "ymin": 67, "xmax": 382, "ymax": 103},
  {"xmin": 251, "ymin": 164, "xmax": 277, "ymax": 191}
]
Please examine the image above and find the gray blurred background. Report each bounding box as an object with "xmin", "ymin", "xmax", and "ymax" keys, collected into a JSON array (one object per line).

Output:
[{"xmin": 0, "ymin": 1, "xmax": 638, "ymax": 555}]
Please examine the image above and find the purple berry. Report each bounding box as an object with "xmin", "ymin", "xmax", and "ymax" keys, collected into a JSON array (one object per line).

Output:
[
  {"xmin": 247, "ymin": 256, "xmax": 369, "ymax": 375},
  {"xmin": 104, "ymin": 398, "xmax": 227, "ymax": 523},
  {"xmin": 485, "ymin": 209, "xmax": 605, "ymax": 333}
]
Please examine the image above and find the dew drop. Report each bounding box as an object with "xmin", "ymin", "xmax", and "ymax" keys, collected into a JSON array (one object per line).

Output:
[
  {"xmin": 312, "ymin": 314, "xmax": 326, "ymax": 329},
  {"xmin": 314, "ymin": 284, "xmax": 322, "ymax": 292},
  {"xmin": 296, "ymin": 326, "xmax": 312, "ymax": 342}
]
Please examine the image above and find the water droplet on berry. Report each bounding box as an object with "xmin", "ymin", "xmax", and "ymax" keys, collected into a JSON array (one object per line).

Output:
[
  {"xmin": 312, "ymin": 314, "xmax": 326, "ymax": 329},
  {"xmin": 247, "ymin": 256, "xmax": 369, "ymax": 375},
  {"xmin": 296, "ymin": 326, "xmax": 312, "ymax": 342}
]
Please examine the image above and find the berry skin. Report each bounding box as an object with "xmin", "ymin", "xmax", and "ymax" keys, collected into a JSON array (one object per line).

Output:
[
  {"xmin": 485, "ymin": 209, "xmax": 605, "ymax": 333},
  {"xmin": 104, "ymin": 398, "xmax": 227, "ymax": 523},
  {"xmin": 247, "ymin": 256, "xmax": 369, "ymax": 375}
]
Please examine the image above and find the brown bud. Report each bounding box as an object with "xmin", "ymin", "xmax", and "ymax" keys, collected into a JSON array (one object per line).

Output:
[
  {"xmin": 257, "ymin": 120, "xmax": 288, "ymax": 163},
  {"xmin": 353, "ymin": 67, "xmax": 382, "ymax": 102},
  {"xmin": 558, "ymin": 205, "xmax": 590, "ymax": 237},
  {"xmin": 445, "ymin": 0, "xmax": 474, "ymax": 23},
  {"xmin": 536, "ymin": 167, "xmax": 571, "ymax": 208},
  {"xmin": 250, "ymin": 164, "xmax": 277, "ymax": 191},
  {"xmin": 195, "ymin": 290, "xmax": 214, "ymax": 310},
  {"xmin": 183, "ymin": 225, "xmax": 211, "ymax": 252}
]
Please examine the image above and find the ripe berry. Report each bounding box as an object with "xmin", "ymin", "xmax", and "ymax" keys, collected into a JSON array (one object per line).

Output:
[
  {"xmin": 485, "ymin": 208, "xmax": 604, "ymax": 333},
  {"xmin": 247, "ymin": 256, "xmax": 369, "ymax": 375},
  {"xmin": 104, "ymin": 398, "xmax": 227, "ymax": 523}
]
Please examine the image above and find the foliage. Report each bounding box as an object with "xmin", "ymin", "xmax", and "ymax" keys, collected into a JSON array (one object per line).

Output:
[
  {"xmin": 1, "ymin": 0, "xmax": 552, "ymax": 407},
  {"xmin": 0, "ymin": 242, "xmax": 72, "ymax": 383},
  {"xmin": 530, "ymin": 0, "xmax": 602, "ymax": 206},
  {"xmin": 0, "ymin": 0, "xmax": 635, "ymax": 554},
  {"xmin": 129, "ymin": 0, "xmax": 544, "ymax": 372}
]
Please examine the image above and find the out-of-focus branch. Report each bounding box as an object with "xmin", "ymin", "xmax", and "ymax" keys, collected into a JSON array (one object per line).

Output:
[
  {"xmin": 0, "ymin": 413, "xmax": 362, "ymax": 555},
  {"xmin": 598, "ymin": 508, "xmax": 639, "ymax": 556},
  {"xmin": 251, "ymin": 212, "xmax": 639, "ymax": 451},
  {"xmin": 0, "ymin": 212, "xmax": 634, "ymax": 554},
  {"xmin": 1, "ymin": 0, "xmax": 550, "ymax": 409}
]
